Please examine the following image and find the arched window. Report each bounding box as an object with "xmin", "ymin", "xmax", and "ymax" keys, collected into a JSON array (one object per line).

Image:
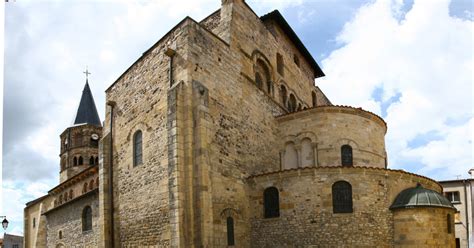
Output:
[
  {"xmin": 82, "ymin": 206, "xmax": 92, "ymax": 232},
  {"xmin": 226, "ymin": 217, "xmax": 235, "ymax": 246},
  {"xmin": 301, "ymin": 138, "xmax": 314, "ymax": 167},
  {"xmin": 89, "ymin": 156, "xmax": 94, "ymax": 165},
  {"xmin": 264, "ymin": 187, "xmax": 280, "ymax": 218},
  {"xmin": 59, "ymin": 230, "xmax": 62, "ymax": 239},
  {"xmin": 312, "ymin": 91, "xmax": 317, "ymax": 107},
  {"xmin": 133, "ymin": 130, "xmax": 143, "ymax": 166},
  {"xmin": 83, "ymin": 182, "xmax": 88, "ymax": 193},
  {"xmin": 447, "ymin": 214, "xmax": 452, "ymax": 233},
  {"xmin": 332, "ymin": 181, "xmax": 353, "ymax": 213},
  {"xmin": 280, "ymin": 85, "xmax": 288, "ymax": 105},
  {"xmin": 63, "ymin": 192, "xmax": 68, "ymax": 202},
  {"xmin": 69, "ymin": 189, "xmax": 74, "ymax": 200},
  {"xmin": 341, "ymin": 145, "xmax": 353, "ymax": 166},
  {"xmin": 73, "ymin": 157, "xmax": 78, "ymax": 166},
  {"xmin": 78, "ymin": 156, "xmax": 83, "ymax": 165},
  {"xmin": 283, "ymin": 142, "xmax": 298, "ymax": 169},
  {"xmin": 255, "ymin": 59, "xmax": 271, "ymax": 94},
  {"xmin": 59, "ymin": 195, "xmax": 63, "ymax": 204},
  {"xmin": 95, "ymin": 157, "xmax": 99, "ymax": 165},
  {"xmin": 89, "ymin": 179, "xmax": 94, "ymax": 190},
  {"xmin": 288, "ymin": 94, "xmax": 297, "ymax": 112}
]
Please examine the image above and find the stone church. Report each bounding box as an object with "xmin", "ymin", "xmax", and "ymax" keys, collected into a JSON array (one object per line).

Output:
[{"xmin": 24, "ymin": 1, "xmax": 456, "ymax": 247}]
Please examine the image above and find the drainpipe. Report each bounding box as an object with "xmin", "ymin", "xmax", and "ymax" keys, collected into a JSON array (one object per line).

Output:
[
  {"xmin": 165, "ymin": 48, "xmax": 176, "ymax": 87},
  {"xmin": 464, "ymin": 179, "xmax": 469, "ymax": 247},
  {"xmin": 469, "ymin": 180, "xmax": 473, "ymax": 248},
  {"xmin": 107, "ymin": 101, "xmax": 116, "ymax": 248}
]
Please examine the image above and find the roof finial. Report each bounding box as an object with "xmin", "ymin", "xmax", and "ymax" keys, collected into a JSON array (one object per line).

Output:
[{"xmin": 83, "ymin": 66, "xmax": 91, "ymax": 82}]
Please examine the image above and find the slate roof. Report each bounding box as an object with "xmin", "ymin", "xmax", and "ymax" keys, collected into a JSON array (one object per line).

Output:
[
  {"xmin": 73, "ymin": 80, "xmax": 101, "ymax": 126},
  {"xmin": 260, "ymin": 10, "xmax": 325, "ymax": 79},
  {"xmin": 390, "ymin": 183, "xmax": 455, "ymax": 210}
]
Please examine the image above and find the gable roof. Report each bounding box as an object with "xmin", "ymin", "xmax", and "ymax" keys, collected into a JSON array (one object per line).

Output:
[
  {"xmin": 73, "ymin": 80, "xmax": 101, "ymax": 126},
  {"xmin": 260, "ymin": 10, "xmax": 325, "ymax": 79}
]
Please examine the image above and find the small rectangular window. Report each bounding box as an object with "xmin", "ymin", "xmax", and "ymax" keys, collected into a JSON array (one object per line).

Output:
[
  {"xmin": 277, "ymin": 53, "xmax": 284, "ymax": 76},
  {"xmin": 446, "ymin": 192, "xmax": 460, "ymax": 203},
  {"xmin": 293, "ymin": 54, "xmax": 300, "ymax": 68}
]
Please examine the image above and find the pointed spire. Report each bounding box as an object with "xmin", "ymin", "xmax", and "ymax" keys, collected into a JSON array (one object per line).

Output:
[{"xmin": 73, "ymin": 80, "xmax": 101, "ymax": 126}]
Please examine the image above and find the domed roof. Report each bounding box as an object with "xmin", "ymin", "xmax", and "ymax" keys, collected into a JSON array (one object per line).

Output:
[{"xmin": 390, "ymin": 184, "xmax": 455, "ymax": 210}]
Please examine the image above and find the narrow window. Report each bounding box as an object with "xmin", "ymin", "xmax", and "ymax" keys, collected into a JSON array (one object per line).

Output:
[
  {"xmin": 293, "ymin": 54, "xmax": 300, "ymax": 67},
  {"xmin": 227, "ymin": 217, "xmax": 235, "ymax": 246},
  {"xmin": 447, "ymin": 214, "xmax": 452, "ymax": 233},
  {"xmin": 69, "ymin": 189, "xmax": 74, "ymax": 200},
  {"xmin": 255, "ymin": 72, "xmax": 263, "ymax": 90},
  {"xmin": 332, "ymin": 181, "xmax": 353, "ymax": 213},
  {"xmin": 133, "ymin": 130, "xmax": 143, "ymax": 166},
  {"xmin": 33, "ymin": 218, "xmax": 36, "ymax": 228},
  {"xmin": 264, "ymin": 187, "xmax": 280, "ymax": 218},
  {"xmin": 280, "ymin": 85, "xmax": 288, "ymax": 105},
  {"xmin": 82, "ymin": 206, "xmax": 92, "ymax": 231},
  {"xmin": 456, "ymin": 238, "xmax": 460, "ymax": 248},
  {"xmin": 288, "ymin": 94, "xmax": 297, "ymax": 112},
  {"xmin": 266, "ymin": 81, "xmax": 272, "ymax": 95},
  {"xmin": 59, "ymin": 230, "xmax": 63, "ymax": 239},
  {"xmin": 341, "ymin": 145, "xmax": 353, "ymax": 166},
  {"xmin": 96, "ymin": 177, "xmax": 99, "ymax": 187},
  {"xmin": 89, "ymin": 179, "xmax": 94, "ymax": 190},
  {"xmin": 73, "ymin": 157, "xmax": 78, "ymax": 166},
  {"xmin": 78, "ymin": 156, "xmax": 83, "ymax": 165},
  {"xmin": 64, "ymin": 192, "xmax": 68, "ymax": 202},
  {"xmin": 95, "ymin": 157, "xmax": 99, "ymax": 165},
  {"xmin": 277, "ymin": 53, "xmax": 284, "ymax": 76},
  {"xmin": 83, "ymin": 182, "xmax": 88, "ymax": 193},
  {"xmin": 89, "ymin": 156, "xmax": 94, "ymax": 165},
  {"xmin": 312, "ymin": 91, "xmax": 317, "ymax": 107},
  {"xmin": 59, "ymin": 195, "xmax": 63, "ymax": 204}
]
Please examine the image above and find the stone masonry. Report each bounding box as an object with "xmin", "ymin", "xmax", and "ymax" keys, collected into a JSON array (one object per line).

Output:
[{"xmin": 24, "ymin": 1, "xmax": 456, "ymax": 247}]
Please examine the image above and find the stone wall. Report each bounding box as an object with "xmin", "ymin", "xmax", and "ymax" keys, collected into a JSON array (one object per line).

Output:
[
  {"xmin": 45, "ymin": 191, "xmax": 99, "ymax": 248},
  {"xmin": 24, "ymin": 195, "xmax": 53, "ymax": 248},
  {"xmin": 393, "ymin": 207, "xmax": 456, "ymax": 248},
  {"xmin": 277, "ymin": 106, "xmax": 387, "ymax": 169},
  {"xmin": 247, "ymin": 166, "xmax": 442, "ymax": 247},
  {"xmin": 101, "ymin": 16, "xmax": 197, "ymax": 248}
]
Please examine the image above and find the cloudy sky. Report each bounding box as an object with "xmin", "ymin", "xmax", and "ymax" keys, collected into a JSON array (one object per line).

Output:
[{"xmin": 2, "ymin": 0, "xmax": 472, "ymax": 236}]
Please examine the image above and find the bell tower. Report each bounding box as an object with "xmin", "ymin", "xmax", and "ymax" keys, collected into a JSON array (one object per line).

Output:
[{"xmin": 59, "ymin": 71, "xmax": 102, "ymax": 183}]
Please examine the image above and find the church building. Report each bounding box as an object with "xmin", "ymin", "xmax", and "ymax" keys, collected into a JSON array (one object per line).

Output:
[{"xmin": 24, "ymin": 1, "xmax": 456, "ymax": 247}]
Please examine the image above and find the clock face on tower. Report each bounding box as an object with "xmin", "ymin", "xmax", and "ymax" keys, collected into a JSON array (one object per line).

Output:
[{"xmin": 91, "ymin": 134, "xmax": 99, "ymax": 140}]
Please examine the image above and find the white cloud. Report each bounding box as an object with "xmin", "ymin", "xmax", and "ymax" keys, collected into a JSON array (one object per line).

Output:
[{"xmin": 319, "ymin": 0, "xmax": 473, "ymax": 180}]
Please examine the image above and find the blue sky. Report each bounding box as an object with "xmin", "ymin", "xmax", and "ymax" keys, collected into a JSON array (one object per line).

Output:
[{"xmin": 1, "ymin": 0, "xmax": 473, "ymax": 236}]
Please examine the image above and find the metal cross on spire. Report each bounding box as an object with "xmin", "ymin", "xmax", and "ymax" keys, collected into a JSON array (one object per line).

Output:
[{"xmin": 83, "ymin": 67, "xmax": 91, "ymax": 81}]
